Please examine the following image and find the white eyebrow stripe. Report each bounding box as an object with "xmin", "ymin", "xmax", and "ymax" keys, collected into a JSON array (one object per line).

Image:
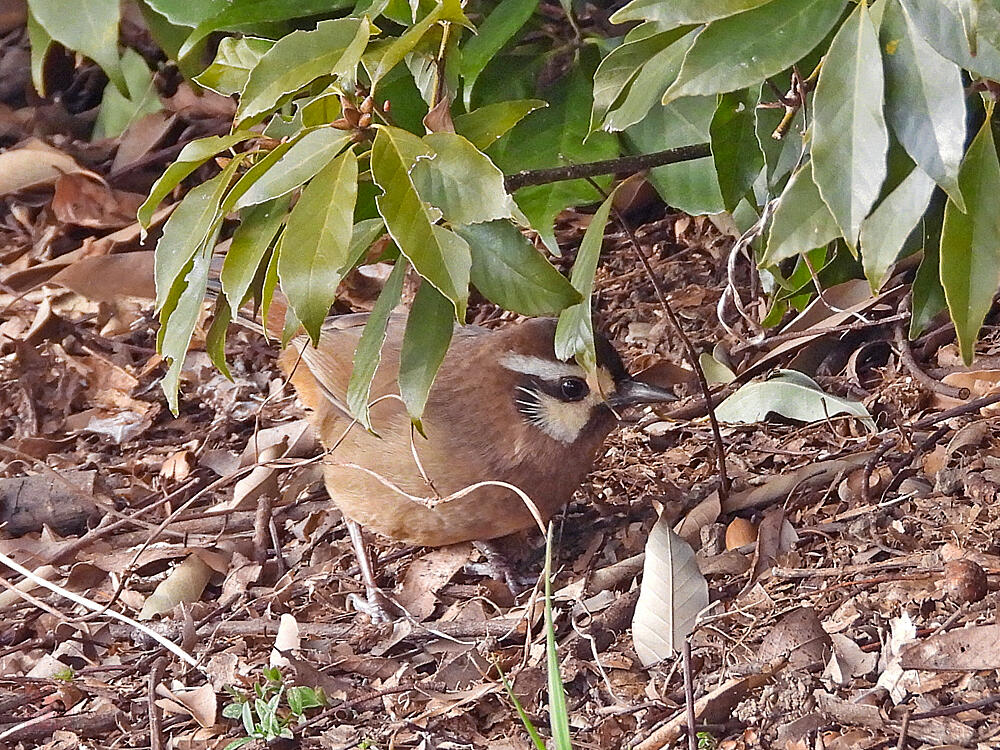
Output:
[{"xmin": 500, "ymin": 353, "xmax": 584, "ymax": 381}]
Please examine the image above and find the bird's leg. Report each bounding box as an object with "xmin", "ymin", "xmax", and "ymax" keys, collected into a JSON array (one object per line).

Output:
[
  {"xmin": 344, "ymin": 518, "xmax": 399, "ymax": 622},
  {"xmin": 470, "ymin": 536, "xmax": 541, "ymax": 596}
]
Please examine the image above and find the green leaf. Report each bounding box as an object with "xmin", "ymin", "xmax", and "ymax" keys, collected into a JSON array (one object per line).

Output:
[
  {"xmin": 206, "ymin": 293, "xmax": 233, "ymax": 379},
  {"xmin": 142, "ymin": 0, "xmax": 228, "ymax": 27},
  {"xmin": 159, "ymin": 246, "xmax": 213, "ymax": 414},
  {"xmin": 763, "ymin": 162, "xmax": 841, "ymax": 266},
  {"xmin": 455, "ymin": 220, "xmax": 580, "ymax": 314},
  {"xmin": 410, "ymin": 133, "xmax": 514, "ymax": 225},
  {"xmin": 710, "ymin": 88, "xmax": 763, "ymax": 211},
  {"xmin": 178, "ymin": 0, "xmax": 353, "ymax": 59},
  {"xmin": 459, "ymin": 0, "xmax": 538, "ymax": 108},
  {"xmin": 716, "ymin": 370, "xmax": 875, "ymax": 431},
  {"xmin": 453, "ymin": 99, "xmax": 547, "ymax": 150},
  {"xmin": 591, "ymin": 26, "xmax": 671, "ymax": 131},
  {"xmin": 139, "ymin": 132, "xmax": 253, "ymax": 230},
  {"xmin": 600, "ymin": 27, "xmax": 696, "ymax": 132},
  {"xmin": 940, "ymin": 114, "xmax": 1000, "ymax": 364},
  {"xmin": 554, "ymin": 188, "xmax": 617, "ymax": 370},
  {"xmin": 543, "ymin": 525, "xmax": 572, "ymax": 750},
  {"xmin": 882, "ymin": 0, "xmax": 966, "ymax": 210},
  {"xmin": 277, "ymin": 150, "xmax": 358, "ymax": 343},
  {"xmin": 611, "ymin": 0, "xmax": 774, "ymax": 27},
  {"xmin": 237, "ymin": 18, "xmax": 370, "ymax": 125},
  {"xmin": 910, "ymin": 209, "xmax": 946, "ymax": 338},
  {"xmin": 622, "ymin": 98, "xmax": 723, "ymax": 215},
  {"xmin": 221, "ymin": 196, "xmax": 290, "ymax": 311},
  {"xmin": 369, "ymin": 0, "xmax": 468, "ymax": 83},
  {"xmin": 859, "ymin": 164, "xmax": 935, "ymax": 291},
  {"xmin": 399, "ymin": 283, "xmax": 454, "ymax": 420},
  {"xmin": 489, "ymin": 58, "xmax": 618, "ymax": 254},
  {"xmin": 811, "ymin": 1, "xmax": 888, "ymax": 247},
  {"xmin": 26, "ymin": 8, "xmax": 52, "ymax": 96},
  {"xmin": 497, "ymin": 668, "xmax": 547, "ymax": 750},
  {"xmin": 222, "ymin": 139, "xmax": 300, "ymax": 211},
  {"xmin": 94, "ymin": 48, "xmax": 163, "ymax": 140},
  {"xmin": 346, "ymin": 259, "xmax": 407, "ymax": 431},
  {"xmin": 155, "ymin": 157, "xmax": 243, "ymax": 310},
  {"xmin": 234, "ymin": 129, "xmax": 353, "ymax": 209},
  {"xmin": 663, "ymin": 0, "xmax": 847, "ymax": 103},
  {"xmin": 222, "ymin": 702, "xmax": 245, "ymax": 720},
  {"xmin": 27, "ymin": 0, "xmax": 126, "ymax": 93},
  {"xmin": 371, "ymin": 126, "xmax": 471, "ymax": 318},
  {"xmin": 193, "ymin": 36, "xmax": 274, "ymax": 96},
  {"xmin": 900, "ymin": 0, "xmax": 1000, "ymax": 79}
]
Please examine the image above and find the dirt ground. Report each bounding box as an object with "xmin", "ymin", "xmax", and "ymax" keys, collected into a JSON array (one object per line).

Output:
[{"xmin": 4, "ymin": 25, "xmax": 1000, "ymax": 750}]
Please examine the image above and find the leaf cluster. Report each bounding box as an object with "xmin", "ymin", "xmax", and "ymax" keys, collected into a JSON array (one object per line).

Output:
[{"xmin": 222, "ymin": 667, "xmax": 327, "ymax": 750}]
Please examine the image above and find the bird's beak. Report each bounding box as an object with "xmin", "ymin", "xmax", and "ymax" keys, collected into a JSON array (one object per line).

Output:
[{"xmin": 607, "ymin": 379, "xmax": 677, "ymax": 408}]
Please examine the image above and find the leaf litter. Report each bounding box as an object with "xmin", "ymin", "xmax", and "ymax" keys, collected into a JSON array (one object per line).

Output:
[{"xmin": 4, "ymin": 28, "xmax": 1000, "ymax": 750}]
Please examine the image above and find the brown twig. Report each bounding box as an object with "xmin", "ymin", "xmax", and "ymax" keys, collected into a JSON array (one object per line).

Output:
[
  {"xmin": 910, "ymin": 391, "xmax": 1000, "ymax": 429},
  {"xmin": 148, "ymin": 656, "xmax": 167, "ymax": 750},
  {"xmin": 909, "ymin": 693, "xmax": 1000, "ymax": 720},
  {"xmin": 895, "ymin": 299, "xmax": 969, "ymax": 400},
  {"xmin": 731, "ymin": 313, "xmax": 910, "ymax": 354},
  {"xmin": 503, "ymin": 144, "xmax": 711, "ymax": 192},
  {"xmin": 896, "ymin": 709, "xmax": 911, "ymax": 750},
  {"xmin": 682, "ymin": 640, "xmax": 697, "ymax": 750}
]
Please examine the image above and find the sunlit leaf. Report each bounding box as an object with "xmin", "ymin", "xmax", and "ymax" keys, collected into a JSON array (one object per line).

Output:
[
  {"xmin": 460, "ymin": 0, "xmax": 538, "ymax": 108},
  {"xmin": 221, "ymin": 196, "xmax": 289, "ymax": 312},
  {"xmin": 763, "ymin": 163, "xmax": 841, "ymax": 266},
  {"xmin": 28, "ymin": 0, "xmax": 126, "ymax": 93},
  {"xmin": 193, "ymin": 36, "xmax": 273, "ymax": 96},
  {"xmin": 611, "ymin": 0, "xmax": 774, "ymax": 27},
  {"xmin": 452, "ymin": 99, "xmax": 547, "ymax": 151}
]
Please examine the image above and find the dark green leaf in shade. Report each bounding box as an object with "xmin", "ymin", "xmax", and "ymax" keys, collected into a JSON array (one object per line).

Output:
[
  {"xmin": 555, "ymin": 188, "xmax": 618, "ymax": 370},
  {"xmin": 154, "ymin": 156, "xmax": 243, "ymax": 310},
  {"xmin": 909, "ymin": 207, "xmax": 946, "ymax": 338},
  {"xmin": 939, "ymin": 113, "xmax": 1000, "ymax": 364},
  {"xmin": 662, "ymin": 0, "xmax": 847, "ymax": 103},
  {"xmin": 26, "ymin": 9, "xmax": 52, "ymax": 96},
  {"xmin": 811, "ymin": 1, "xmax": 888, "ymax": 247},
  {"xmin": 277, "ymin": 150, "xmax": 359, "ymax": 344},
  {"xmin": 763, "ymin": 162, "xmax": 841, "ymax": 266},
  {"xmin": 399, "ymin": 283, "xmax": 454, "ymax": 421},
  {"xmin": 346, "ymin": 259, "xmax": 408, "ymax": 431},
  {"xmin": 193, "ymin": 37, "xmax": 273, "ymax": 96},
  {"xmin": 94, "ymin": 48, "xmax": 163, "ymax": 140},
  {"xmin": 710, "ymin": 88, "xmax": 764, "ymax": 211},
  {"xmin": 220, "ymin": 196, "xmax": 290, "ymax": 312},
  {"xmin": 459, "ymin": 0, "xmax": 538, "ymax": 108},
  {"xmin": 237, "ymin": 18, "xmax": 370, "ymax": 125},
  {"xmin": 611, "ymin": 0, "xmax": 774, "ymax": 27},
  {"xmin": 28, "ymin": 0, "xmax": 126, "ymax": 93},
  {"xmin": 452, "ymin": 100, "xmax": 547, "ymax": 151},
  {"xmin": 371, "ymin": 126, "xmax": 471, "ymax": 318},
  {"xmin": 206, "ymin": 293, "xmax": 233, "ymax": 380},
  {"xmin": 455, "ymin": 220, "xmax": 581, "ymax": 315},
  {"xmin": 234, "ymin": 129, "xmax": 353, "ymax": 209},
  {"xmin": 882, "ymin": 0, "xmax": 966, "ymax": 210},
  {"xmin": 159, "ymin": 246, "xmax": 212, "ymax": 414},
  {"xmin": 139, "ymin": 132, "xmax": 253, "ymax": 230}
]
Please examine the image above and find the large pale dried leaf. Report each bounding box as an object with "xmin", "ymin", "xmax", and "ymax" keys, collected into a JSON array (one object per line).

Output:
[
  {"xmin": 758, "ymin": 607, "xmax": 831, "ymax": 668},
  {"xmin": 632, "ymin": 512, "xmax": 709, "ymax": 666},
  {"xmin": 900, "ymin": 624, "xmax": 1000, "ymax": 671},
  {"xmin": 48, "ymin": 251, "xmax": 156, "ymax": 302},
  {"xmin": 51, "ymin": 173, "xmax": 145, "ymax": 229},
  {"xmin": 397, "ymin": 545, "xmax": 471, "ymax": 621},
  {"xmin": 139, "ymin": 554, "xmax": 215, "ymax": 619},
  {"xmin": 673, "ymin": 490, "xmax": 720, "ymax": 545},
  {"xmin": 155, "ymin": 682, "xmax": 217, "ymax": 728},
  {"xmin": 724, "ymin": 452, "xmax": 872, "ymax": 512},
  {"xmin": 0, "ymin": 138, "xmax": 88, "ymax": 195}
]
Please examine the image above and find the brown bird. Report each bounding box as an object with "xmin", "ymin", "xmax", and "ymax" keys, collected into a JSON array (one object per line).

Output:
[{"xmin": 276, "ymin": 312, "xmax": 676, "ymax": 618}]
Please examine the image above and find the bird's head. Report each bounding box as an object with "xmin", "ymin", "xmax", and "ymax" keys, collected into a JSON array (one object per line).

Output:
[{"xmin": 493, "ymin": 318, "xmax": 677, "ymax": 445}]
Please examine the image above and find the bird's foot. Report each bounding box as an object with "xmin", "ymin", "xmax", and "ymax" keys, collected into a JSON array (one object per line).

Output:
[
  {"xmin": 470, "ymin": 540, "xmax": 540, "ymax": 596},
  {"xmin": 347, "ymin": 588, "xmax": 401, "ymax": 623}
]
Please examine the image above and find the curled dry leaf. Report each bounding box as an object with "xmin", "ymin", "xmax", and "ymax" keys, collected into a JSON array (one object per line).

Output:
[
  {"xmin": 0, "ymin": 138, "xmax": 90, "ymax": 195},
  {"xmin": 673, "ymin": 490, "xmax": 720, "ymax": 546},
  {"xmin": 824, "ymin": 633, "xmax": 878, "ymax": 686},
  {"xmin": 723, "ymin": 452, "xmax": 872, "ymax": 512},
  {"xmin": 875, "ymin": 612, "xmax": 917, "ymax": 704},
  {"xmin": 139, "ymin": 554, "xmax": 216, "ymax": 620},
  {"xmin": 758, "ymin": 607, "xmax": 831, "ymax": 669},
  {"xmin": 725, "ymin": 517, "xmax": 757, "ymax": 550},
  {"xmin": 900, "ymin": 624, "xmax": 1000, "ymax": 671},
  {"xmin": 155, "ymin": 682, "xmax": 218, "ymax": 728},
  {"xmin": 271, "ymin": 613, "xmax": 300, "ymax": 668},
  {"xmin": 51, "ymin": 173, "xmax": 146, "ymax": 228},
  {"xmin": 631, "ymin": 512, "xmax": 709, "ymax": 667},
  {"xmin": 397, "ymin": 545, "xmax": 471, "ymax": 621},
  {"xmin": 932, "ymin": 369, "xmax": 1000, "ymax": 412}
]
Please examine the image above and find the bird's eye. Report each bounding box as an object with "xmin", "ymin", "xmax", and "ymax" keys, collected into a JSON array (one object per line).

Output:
[{"xmin": 559, "ymin": 377, "xmax": 589, "ymax": 401}]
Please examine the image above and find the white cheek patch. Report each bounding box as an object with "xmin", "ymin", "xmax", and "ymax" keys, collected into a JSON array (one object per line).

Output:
[
  {"xmin": 530, "ymin": 390, "xmax": 604, "ymax": 443},
  {"xmin": 500, "ymin": 353, "xmax": 586, "ymax": 381}
]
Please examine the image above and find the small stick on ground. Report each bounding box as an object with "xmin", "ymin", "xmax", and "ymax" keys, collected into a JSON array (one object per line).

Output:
[
  {"xmin": 149, "ymin": 656, "xmax": 167, "ymax": 750},
  {"xmin": 683, "ymin": 640, "xmax": 697, "ymax": 750},
  {"xmin": 895, "ymin": 298, "xmax": 969, "ymax": 400},
  {"xmin": 896, "ymin": 708, "xmax": 911, "ymax": 750}
]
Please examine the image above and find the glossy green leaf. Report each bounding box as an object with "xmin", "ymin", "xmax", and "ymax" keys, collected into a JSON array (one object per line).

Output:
[
  {"xmin": 344, "ymin": 218, "xmax": 389, "ymax": 270},
  {"xmin": 882, "ymin": 0, "xmax": 966, "ymax": 210},
  {"xmin": 371, "ymin": 126, "xmax": 471, "ymax": 318},
  {"xmin": 178, "ymin": 0, "xmax": 352, "ymax": 59},
  {"xmin": 94, "ymin": 48, "xmax": 163, "ymax": 140},
  {"xmin": 193, "ymin": 37, "xmax": 273, "ymax": 96},
  {"xmin": 623, "ymin": 98, "xmax": 723, "ymax": 215},
  {"xmin": 369, "ymin": 0, "xmax": 468, "ymax": 83},
  {"xmin": 591, "ymin": 26, "xmax": 675, "ymax": 130},
  {"xmin": 346, "ymin": 260, "xmax": 407, "ymax": 431},
  {"xmin": 601, "ymin": 27, "xmax": 696, "ymax": 132},
  {"xmin": 940, "ymin": 114, "xmax": 1000, "ymax": 364},
  {"xmin": 142, "ymin": 0, "xmax": 227, "ymax": 27},
  {"xmin": 299, "ymin": 88, "xmax": 343, "ymax": 127},
  {"xmin": 489, "ymin": 59, "xmax": 618, "ymax": 254},
  {"xmin": 155, "ymin": 157, "xmax": 243, "ymax": 310},
  {"xmin": 812, "ymin": 1, "xmax": 888, "ymax": 247},
  {"xmin": 663, "ymin": 0, "xmax": 847, "ymax": 103},
  {"xmin": 452, "ymin": 99, "xmax": 547, "ymax": 150},
  {"xmin": 399, "ymin": 283, "xmax": 454, "ymax": 420},
  {"xmin": 900, "ymin": 0, "xmax": 1000, "ymax": 79},
  {"xmin": 277, "ymin": 150, "xmax": 358, "ymax": 343},
  {"xmin": 234, "ymin": 129, "xmax": 352, "ymax": 210},
  {"xmin": 859, "ymin": 165, "xmax": 935, "ymax": 291},
  {"xmin": 710, "ymin": 88, "xmax": 763, "ymax": 211},
  {"xmin": 460, "ymin": 0, "xmax": 538, "ymax": 108},
  {"xmin": 27, "ymin": 0, "xmax": 126, "ymax": 93},
  {"xmin": 206, "ymin": 294, "xmax": 233, "ymax": 380},
  {"xmin": 455, "ymin": 220, "xmax": 580, "ymax": 315},
  {"xmin": 26, "ymin": 9, "xmax": 52, "ymax": 96},
  {"xmin": 410, "ymin": 133, "xmax": 514, "ymax": 225},
  {"xmin": 237, "ymin": 18, "xmax": 370, "ymax": 125},
  {"xmin": 909, "ymin": 209, "xmax": 946, "ymax": 338},
  {"xmin": 763, "ymin": 162, "xmax": 841, "ymax": 266},
  {"xmin": 139, "ymin": 132, "xmax": 253, "ymax": 230},
  {"xmin": 555, "ymin": 188, "xmax": 617, "ymax": 370},
  {"xmin": 611, "ymin": 0, "xmax": 774, "ymax": 27},
  {"xmin": 159, "ymin": 246, "xmax": 213, "ymax": 413},
  {"xmin": 220, "ymin": 196, "xmax": 290, "ymax": 311}
]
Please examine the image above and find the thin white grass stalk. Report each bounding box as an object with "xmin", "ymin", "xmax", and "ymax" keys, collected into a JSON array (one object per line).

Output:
[{"xmin": 0, "ymin": 550, "xmax": 200, "ymax": 668}]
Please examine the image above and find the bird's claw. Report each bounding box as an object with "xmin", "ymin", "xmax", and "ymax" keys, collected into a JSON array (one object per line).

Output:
[{"xmin": 347, "ymin": 589, "xmax": 400, "ymax": 623}]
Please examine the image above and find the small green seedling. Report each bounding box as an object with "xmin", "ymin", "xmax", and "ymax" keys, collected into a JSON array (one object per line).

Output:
[{"xmin": 222, "ymin": 667, "xmax": 327, "ymax": 749}]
